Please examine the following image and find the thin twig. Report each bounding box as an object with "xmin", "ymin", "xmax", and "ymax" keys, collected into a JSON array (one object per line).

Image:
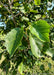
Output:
[
  {"xmin": 8, "ymin": 0, "xmax": 17, "ymax": 26},
  {"xmin": 0, "ymin": 1, "xmax": 10, "ymax": 13},
  {"xmin": 14, "ymin": 11, "xmax": 21, "ymax": 17},
  {"xmin": 11, "ymin": 0, "xmax": 14, "ymax": 4},
  {"xmin": 8, "ymin": 0, "xmax": 12, "ymax": 9}
]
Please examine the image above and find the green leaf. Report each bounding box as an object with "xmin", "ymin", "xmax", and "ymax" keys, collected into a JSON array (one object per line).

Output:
[
  {"xmin": 46, "ymin": 48, "xmax": 54, "ymax": 57},
  {"xmin": 19, "ymin": 0, "xmax": 24, "ymax": 3},
  {"xmin": 29, "ymin": 33, "xmax": 53, "ymax": 57},
  {"xmin": 29, "ymin": 20, "xmax": 50, "ymax": 42},
  {"xmin": 40, "ymin": 64, "xmax": 45, "ymax": 71},
  {"xmin": 5, "ymin": 27, "xmax": 23, "ymax": 56},
  {"xmin": 22, "ymin": 16, "xmax": 29, "ymax": 21},
  {"xmin": 30, "ymin": 10, "xmax": 38, "ymax": 13},
  {"xmin": 42, "ymin": 42, "xmax": 50, "ymax": 54},
  {"xmin": 18, "ymin": 62, "xmax": 24, "ymax": 75},
  {"xmin": 29, "ymin": 33, "xmax": 43, "ymax": 58},
  {"xmin": 34, "ymin": 0, "xmax": 41, "ymax": 5}
]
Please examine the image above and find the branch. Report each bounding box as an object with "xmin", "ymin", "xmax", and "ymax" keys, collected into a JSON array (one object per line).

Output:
[
  {"xmin": 0, "ymin": 1, "xmax": 20, "ymax": 27},
  {"xmin": 14, "ymin": 11, "xmax": 21, "ymax": 17},
  {"xmin": 8, "ymin": 0, "xmax": 12, "ymax": 9},
  {"xmin": 11, "ymin": 0, "xmax": 14, "ymax": 4},
  {"xmin": 8, "ymin": 0, "xmax": 17, "ymax": 26}
]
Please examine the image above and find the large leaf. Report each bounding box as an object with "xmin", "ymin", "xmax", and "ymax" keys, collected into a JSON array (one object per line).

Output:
[
  {"xmin": 29, "ymin": 34, "xmax": 54, "ymax": 57},
  {"xmin": 29, "ymin": 20, "xmax": 50, "ymax": 42},
  {"xmin": 5, "ymin": 27, "xmax": 23, "ymax": 56},
  {"xmin": 29, "ymin": 33, "xmax": 43, "ymax": 58}
]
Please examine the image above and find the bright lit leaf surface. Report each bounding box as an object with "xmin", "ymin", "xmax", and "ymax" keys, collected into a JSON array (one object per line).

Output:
[
  {"xmin": 29, "ymin": 20, "xmax": 50, "ymax": 42},
  {"xmin": 29, "ymin": 33, "xmax": 43, "ymax": 57},
  {"xmin": 5, "ymin": 27, "xmax": 23, "ymax": 56}
]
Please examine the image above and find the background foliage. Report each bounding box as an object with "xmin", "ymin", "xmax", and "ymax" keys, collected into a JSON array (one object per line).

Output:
[{"xmin": 0, "ymin": 0, "xmax": 54, "ymax": 75}]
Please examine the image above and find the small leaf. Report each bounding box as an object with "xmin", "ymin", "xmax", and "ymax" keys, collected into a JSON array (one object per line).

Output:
[
  {"xmin": 29, "ymin": 20, "xmax": 50, "ymax": 42},
  {"xmin": 46, "ymin": 48, "xmax": 54, "ymax": 57},
  {"xmin": 34, "ymin": 0, "xmax": 41, "ymax": 5},
  {"xmin": 5, "ymin": 27, "xmax": 23, "ymax": 56},
  {"xmin": 19, "ymin": 0, "xmax": 24, "ymax": 3},
  {"xmin": 48, "ymin": 63, "xmax": 51, "ymax": 69},
  {"xmin": 30, "ymin": 10, "xmax": 38, "ymax": 13},
  {"xmin": 40, "ymin": 64, "xmax": 45, "ymax": 71},
  {"xmin": 29, "ymin": 33, "xmax": 43, "ymax": 58},
  {"xmin": 18, "ymin": 62, "xmax": 24, "ymax": 75},
  {"xmin": 22, "ymin": 16, "xmax": 29, "ymax": 21}
]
